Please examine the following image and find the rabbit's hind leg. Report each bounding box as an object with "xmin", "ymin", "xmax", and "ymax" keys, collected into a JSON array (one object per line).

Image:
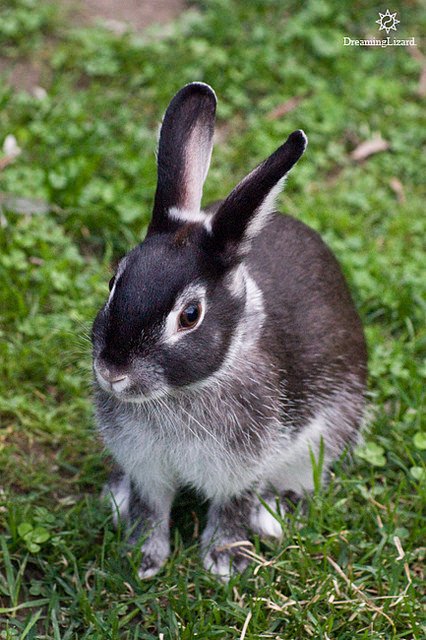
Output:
[{"xmin": 249, "ymin": 489, "xmax": 302, "ymax": 540}]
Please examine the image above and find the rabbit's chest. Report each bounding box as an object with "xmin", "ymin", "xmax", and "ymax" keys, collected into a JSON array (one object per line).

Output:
[
  {"xmin": 165, "ymin": 407, "xmax": 270, "ymax": 498},
  {"xmin": 106, "ymin": 396, "xmax": 277, "ymax": 500},
  {"xmin": 166, "ymin": 433, "xmax": 265, "ymax": 499}
]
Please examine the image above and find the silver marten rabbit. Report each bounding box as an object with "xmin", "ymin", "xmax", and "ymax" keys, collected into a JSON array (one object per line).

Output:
[{"xmin": 92, "ymin": 82, "xmax": 367, "ymax": 579}]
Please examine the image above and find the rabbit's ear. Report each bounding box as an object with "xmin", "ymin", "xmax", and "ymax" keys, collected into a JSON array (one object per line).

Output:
[
  {"xmin": 149, "ymin": 82, "xmax": 217, "ymax": 234},
  {"xmin": 209, "ymin": 130, "xmax": 307, "ymax": 261}
]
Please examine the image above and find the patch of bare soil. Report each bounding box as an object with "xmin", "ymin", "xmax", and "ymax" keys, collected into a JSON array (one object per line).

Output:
[
  {"xmin": 0, "ymin": 0, "xmax": 186, "ymax": 92},
  {"xmin": 69, "ymin": 0, "xmax": 185, "ymax": 32},
  {"xmin": 0, "ymin": 59, "xmax": 45, "ymax": 93}
]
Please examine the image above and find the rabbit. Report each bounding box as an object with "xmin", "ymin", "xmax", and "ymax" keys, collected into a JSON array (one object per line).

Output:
[{"xmin": 92, "ymin": 82, "xmax": 367, "ymax": 580}]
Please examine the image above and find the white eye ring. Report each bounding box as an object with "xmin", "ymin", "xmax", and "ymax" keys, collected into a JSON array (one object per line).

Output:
[{"xmin": 162, "ymin": 285, "xmax": 207, "ymax": 344}]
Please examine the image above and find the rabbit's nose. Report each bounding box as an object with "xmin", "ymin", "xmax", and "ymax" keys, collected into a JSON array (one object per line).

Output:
[{"xmin": 95, "ymin": 363, "xmax": 129, "ymax": 391}]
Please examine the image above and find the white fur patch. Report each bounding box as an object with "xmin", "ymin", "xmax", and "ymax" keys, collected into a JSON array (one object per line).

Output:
[
  {"xmin": 259, "ymin": 413, "xmax": 330, "ymax": 495},
  {"xmin": 244, "ymin": 177, "xmax": 286, "ymax": 245},
  {"xmin": 206, "ymin": 271, "xmax": 265, "ymax": 387},
  {"xmin": 138, "ymin": 564, "xmax": 163, "ymax": 580},
  {"xmin": 298, "ymin": 129, "xmax": 308, "ymax": 148},
  {"xmin": 105, "ymin": 475, "xmax": 131, "ymax": 526},
  {"xmin": 100, "ymin": 356, "xmax": 364, "ymax": 508},
  {"xmin": 93, "ymin": 361, "xmax": 111, "ymax": 393},
  {"xmin": 203, "ymin": 552, "xmax": 233, "ymax": 581},
  {"xmin": 105, "ymin": 256, "xmax": 128, "ymax": 309},
  {"xmin": 93, "ymin": 362, "xmax": 130, "ymax": 394},
  {"xmin": 250, "ymin": 497, "xmax": 283, "ymax": 539},
  {"xmin": 111, "ymin": 376, "xmax": 130, "ymax": 393},
  {"xmin": 263, "ymin": 379, "xmax": 364, "ymax": 495},
  {"xmin": 224, "ymin": 264, "xmax": 247, "ymax": 298},
  {"xmin": 168, "ymin": 206, "xmax": 213, "ymax": 232},
  {"xmin": 107, "ymin": 281, "xmax": 117, "ymax": 306}
]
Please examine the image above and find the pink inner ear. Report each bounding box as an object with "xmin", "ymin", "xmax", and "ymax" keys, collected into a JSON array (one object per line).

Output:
[{"xmin": 181, "ymin": 125, "xmax": 214, "ymax": 213}]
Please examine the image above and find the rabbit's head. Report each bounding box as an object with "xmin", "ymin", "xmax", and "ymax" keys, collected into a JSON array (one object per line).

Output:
[{"xmin": 92, "ymin": 83, "xmax": 307, "ymax": 401}]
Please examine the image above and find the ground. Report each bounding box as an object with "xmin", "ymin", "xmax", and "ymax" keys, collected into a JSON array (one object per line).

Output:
[
  {"xmin": 0, "ymin": 0, "xmax": 425, "ymax": 638},
  {"xmin": 0, "ymin": 0, "xmax": 185, "ymax": 91}
]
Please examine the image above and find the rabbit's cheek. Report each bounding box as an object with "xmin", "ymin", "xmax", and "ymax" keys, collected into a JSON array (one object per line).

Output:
[{"xmin": 118, "ymin": 366, "xmax": 169, "ymax": 401}]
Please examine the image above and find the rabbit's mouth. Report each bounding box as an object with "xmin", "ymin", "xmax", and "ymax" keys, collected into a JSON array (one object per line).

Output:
[
  {"xmin": 93, "ymin": 360, "xmax": 129, "ymax": 392},
  {"xmin": 93, "ymin": 359, "xmax": 169, "ymax": 403}
]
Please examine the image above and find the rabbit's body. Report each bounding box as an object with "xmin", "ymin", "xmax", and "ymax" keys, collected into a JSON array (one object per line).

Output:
[{"xmin": 92, "ymin": 84, "xmax": 367, "ymax": 579}]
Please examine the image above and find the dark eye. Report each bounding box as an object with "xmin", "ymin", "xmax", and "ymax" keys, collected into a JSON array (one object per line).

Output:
[
  {"xmin": 178, "ymin": 303, "xmax": 202, "ymax": 330},
  {"xmin": 108, "ymin": 276, "xmax": 116, "ymax": 291}
]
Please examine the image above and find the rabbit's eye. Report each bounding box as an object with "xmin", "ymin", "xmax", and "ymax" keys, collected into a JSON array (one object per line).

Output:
[
  {"xmin": 108, "ymin": 276, "xmax": 116, "ymax": 291},
  {"xmin": 178, "ymin": 303, "xmax": 202, "ymax": 330}
]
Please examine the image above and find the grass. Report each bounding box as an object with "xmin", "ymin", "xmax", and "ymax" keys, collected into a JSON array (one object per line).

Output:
[{"xmin": 0, "ymin": 0, "xmax": 425, "ymax": 637}]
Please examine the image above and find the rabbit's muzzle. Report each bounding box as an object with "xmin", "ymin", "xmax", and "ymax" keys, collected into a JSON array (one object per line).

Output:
[{"xmin": 93, "ymin": 356, "xmax": 168, "ymax": 401}]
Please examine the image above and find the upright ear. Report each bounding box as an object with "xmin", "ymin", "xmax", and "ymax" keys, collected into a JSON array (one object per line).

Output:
[
  {"xmin": 149, "ymin": 82, "xmax": 217, "ymax": 234},
  {"xmin": 208, "ymin": 130, "xmax": 307, "ymax": 261}
]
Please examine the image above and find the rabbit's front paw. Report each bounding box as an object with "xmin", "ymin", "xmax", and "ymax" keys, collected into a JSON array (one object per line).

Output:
[
  {"xmin": 102, "ymin": 472, "xmax": 131, "ymax": 528},
  {"xmin": 203, "ymin": 538, "xmax": 252, "ymax": 580},
  {"xmin": 137, "ymin": 534, "xmax": 170, "ymax": 580}
]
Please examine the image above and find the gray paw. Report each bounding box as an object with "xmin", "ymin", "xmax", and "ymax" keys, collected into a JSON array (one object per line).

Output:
[
  {"xmin": 138, "ymin": 553, "xmax": 167, "ymax": 580},
  {"xmin": 136, "ymin": 534, "xmax": 170, "ymax": 580},
  {"xmin": 203, "ymin": 539, "xmax": 252, "ymax": 580}
]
